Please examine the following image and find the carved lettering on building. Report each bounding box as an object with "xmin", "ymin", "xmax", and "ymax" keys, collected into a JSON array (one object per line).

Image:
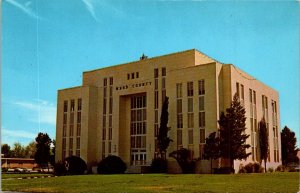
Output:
[{"xmin": 116, "ymin": 81, "xmax": 152, "ymax": 91}]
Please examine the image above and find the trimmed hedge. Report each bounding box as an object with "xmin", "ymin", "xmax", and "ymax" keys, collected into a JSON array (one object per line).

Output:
[
  {"xmin": 239, "ymin": 162, "xmax": 264, "ymax": 173},
  {"xmin": 65, "ymin": 156, "xmax": 87, "ymax": 175},
  {"xmin": 97, "ymin": 156, "xmax": 127, "ymax": 174},
  {"xmin": 54, "ymin": 161, "xmax": 66, "ymax": 176},
  {"xmin": 150, "ymin": 158, "xmax": 168, "ymax": 173}
]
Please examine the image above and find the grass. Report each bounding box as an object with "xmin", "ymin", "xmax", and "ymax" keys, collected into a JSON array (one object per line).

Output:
[
  {"xmin": 2, "ymin": 172, "xmax": 299, "ymax": 193},
  {"xmin": 2, "ymin": 173, "xmax": 52, "ymax": 179}
]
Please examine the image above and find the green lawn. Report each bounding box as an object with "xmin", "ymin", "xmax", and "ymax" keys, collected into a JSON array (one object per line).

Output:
[
  {"xmin": 2, "ymin": 173, "xmax": 52, "ymax": 179},
  {"xmin": 2, "ymin": 172, "xmax": 299, "ymax": 193}
]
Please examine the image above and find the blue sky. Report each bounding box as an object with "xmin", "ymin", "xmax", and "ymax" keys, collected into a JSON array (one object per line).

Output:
[{"xmin": 2, "ymin": 0, "xmax": 299, "ymax": 147}]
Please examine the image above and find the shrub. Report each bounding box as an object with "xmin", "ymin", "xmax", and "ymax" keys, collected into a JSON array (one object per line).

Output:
[
  {"xmin": 97, "ymin": 156, "xmax": 127, "ymax": 174},
  {"xmin": 65, "ymin": 156, "xmax": 87, "ymax": 175},
  {"xmin": 238, "ymin": 165, "xmax": 247, "ymax": 173},
  {"xmin": 253, "ymin": 162, "xmax": 264, "ymax": 173},
  {"xmin": 214, "ymin": 167, "xmax": 234, "ymax": 174},
  {"xmin": 54, "ymin": 161, "xmax": 66, "ymax": 176},
  {"xmin": 267, "ymin": 167, "xmax": 274, "ymax": 173},
  {"xmin": 275, "ymin": 165, "xmax": 285, "ymax": 172},
  {"xmin": 1, "ymin": 167, "xmax": 8, "ymax": 173},
  {"xmin": 169, "ymin": 148, "xmax": 195, "ymax": 173},
  {"xmin": 150, "ymin": 158, "xmax": 168, "ymax": 173},
  {"xmin": 241, "ymin": 162, "xmax": 264, "ymax": 173}
]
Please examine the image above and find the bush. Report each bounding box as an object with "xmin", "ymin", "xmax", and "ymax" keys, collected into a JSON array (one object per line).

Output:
[
  {"xmin": 150, "ymin": 158, "xmax": 168, "ymax": 173},
  {"xmin": 240, "ymin": 162, "xmax": 264, "ymax": 173},
  {"xmin": 275, "ymin": 165, "xmax": 285, "ymax": 172},
  {"xmin": 1, "ymin": 167, "xmax": 8, "ymax": 173},
  {"xmin": 97, "ymin": 156, "xmax": 127, "ymax": 174},
  {"xmin": 169, "ymin": 148, "xmax": 195, "ymax": 173},
  {"xmin": 54, "ymin": 161, "xmax": 66, "ymax": 176},
  {"xmin": 65, "ymin": 156, "xmax": 87, "ymax": 175},
  {"xmin": 214, "ymin": 167, "xmax": 234, "ymax": 174},
  {"xmin": 238, "ymin": 165, "xmax": 247, "ymax": 173},
  {"xmin": 267, "ymin": 167, "xmax": 274, "ymax": 173}
]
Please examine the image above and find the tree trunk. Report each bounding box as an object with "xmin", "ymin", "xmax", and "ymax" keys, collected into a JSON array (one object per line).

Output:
[
  {"xmin": 211, "ymin": 159, "xmax": 213, "ymax": 174},
  {"xmin": 264, "ymin": 159, "xmax": 267, "ymax": 173}
]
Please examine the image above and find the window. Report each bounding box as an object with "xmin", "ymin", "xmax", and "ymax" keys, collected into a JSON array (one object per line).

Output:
[
  {"xmin": 154, "ymin": 91, "xmax": 158, "ymax": 109},
  {"xmin": 198, "ymin": 80, "xmax": 205, "ymax": 95},
  {"xmin": 63, "ymin": 125, "xmax": 66, "ymax": 137},
  {"xmin": 177, "ymin": 99, "xmax": 182, "ymax": 113},
  {"xmin": 162, "ymin": 77, "xmax": 166, "ymax": 89},
  {"xmin": 62, "ymin": 138, "xmax": 66, "ymax": 150},
  {"xmin": 177, "ymin": 130, "xmax": 182, "ymax": 146},
  {"xmin": 188, "ymin": 113, "xmax": 194, "ymax": 128},
  {"xmin": 162, "ymin": 67, "xmax": 166, "ymax": 76},
  {"xmin": 187, "ymin": 82, "xmax": 193, "ymax": 96},
  {"xmin": 76, "ymin": 137, "xmax": 80, "ymax": 149},
  {"xmin": 109, "ymin": 98, "xmax": 113, "ymax": 114},
  {"xmin": 199, "ymin": 112, "xmax": 205, "ymax": 127},
  {"xmin": 177, "ymin": 114, "xmax": 183, "ymax": 128},
  {"xmin": 103, "ymin": 78, "xmax": 107, "ymax": 86},
  {"xmin": 69, "ymin": 125, "xmax": 74, "ymax": 136},
  {"xmin": 188, "ymin": 130, "xmax": 193, "ymax": 144},
  {"xmin": 76, "ymin": 124, "xmax": 81, "ymax": 136},
  {"xmin": 155, "ymin": 79, "xmax": 158, "ymax": 90},
  {"xmin": 77, "ymin": 112, "xmax": 81, "ymax": 123},
  {"xmin": 176, "ymin": 83, "xmax": 182, "ymax": 98},
  {"xmin": 188, "ymin": 98, "xmax": 193, "ymax": 112},
  {"xmin": 154, "ymin": 68, "xmax": 158, "ymax": 78},
  {"xmin": 241, "ymin": 84, "xmax": 244, "ymax": 100},
  {"xmin": 131, "ymin": 73, "xmax": 135, "ymax": 79},
  {"xmin": 71, "ymin": 99, "xmax": 75, "ymax": 112},
  {"xmin": 127, "ymin": 74, "xmax": 130, "ymax": 80},
  {"xmin": 200, "ymin": 128, "xmax": 205, "ymax": 143},
  {"xmin": 236, "ymin": 83, "xmax": 239, "ymax": 97},
  {"xmin": 69, "ymin": 138, "xmax": 73, "ymax": 150},
  {"xmin": 63, "ymin": 114, "xmax": 67, "ymax": 124},
  {"xmin": 78, "ymin": 99, "xmax": 82, "ymax": 111},
  {"xmin": 199, "ymin": 96, "xmax": 204, "ymax": 111},
  {"xmin": 136, "ymin": 72, "xmax": 139, "ymax": 78},
  {"xmin": 109, "ymin": 77, "xmax": 113, "ymax": 85},
  {"xmin": 102, "ymin": 128, "xmax": 106, "ymax": 140},
  {"xmin": 64, "ymin": 101, "xmax": 68, "ymax": 112}
]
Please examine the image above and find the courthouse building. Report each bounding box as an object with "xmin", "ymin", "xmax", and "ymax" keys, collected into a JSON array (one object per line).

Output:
[{"xmin": 55, "ymin": 49, "xmax": 281, "ymax": 172}]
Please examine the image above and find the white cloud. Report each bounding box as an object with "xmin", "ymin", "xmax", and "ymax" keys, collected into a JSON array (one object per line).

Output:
[
  {"xmin": 13, "ymin": 100, "xmax": 56, "ymax": 125},
  {"xmin": 4, "ymin": 0, "xmax": 43, "ymax": 20},
  {"xmin": 2, "ymin": 128, "xmax": 36, "ymax": 139},
  {"xmin": 81, "ymin": 0, "xmax": 100, "ymax": 23}
]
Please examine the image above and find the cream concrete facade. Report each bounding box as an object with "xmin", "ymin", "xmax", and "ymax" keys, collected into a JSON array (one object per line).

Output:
[{"xmin": 55, "ymin": 49, "xmax": 281, "ymax": 173}]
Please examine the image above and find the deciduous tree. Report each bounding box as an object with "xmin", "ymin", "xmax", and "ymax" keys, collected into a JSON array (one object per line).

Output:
[
  {"xmin": 1, "ymin": 144, "xmax": 12, "ymax": 158},
  {"xmin": 34, "ymin": 132, "xmax": 52, "ymax": 169}
]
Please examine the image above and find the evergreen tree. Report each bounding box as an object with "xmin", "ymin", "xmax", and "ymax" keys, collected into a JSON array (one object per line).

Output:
[
  {"xmin": 203, "ymin": 132, "xmax": 220, "ymax": 173},
  {"xmin": 218, "ymin": 93, "xmax": 251, "ymax": 169},
  {"xmin": 157, "ymin": 96, "xmax": 172, "ymax": 159},
  {"xmin": 259, "ymin": 118, "xmax": 268, "ymax": 172},
  {"xmin": 34, "ymin": 132, "xmax": 52, "ymax": 169},
  {"xmin": 281, "ymin": 126, "xmax": 298, "ymax": 166}
]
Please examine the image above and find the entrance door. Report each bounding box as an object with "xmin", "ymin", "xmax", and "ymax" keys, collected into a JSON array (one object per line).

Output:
[{"xmin": 130, "ymin": 95, "xmax": 147, "ymax": 165}]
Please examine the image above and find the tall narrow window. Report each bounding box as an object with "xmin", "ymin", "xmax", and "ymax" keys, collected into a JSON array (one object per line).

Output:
[
  {"xmin": 187, "ymin": 82, "xmax": 193, "ymax": 97},
  {"xmin": 198, "ymin": 79, "xmax": 205, "ymax": 159},
  {"xmin": 236, "ymin": 82, "xmax": 240, "ymax": 97},
  {"xmin": 176, "ymin": 83, "xmax": 183, "ymax": 129},
  {"xmin": 64, "ymin": 101, "xmax": 68, "ymax": 112},
  {"xmin": 162, "ymin": 67, "xmax": 166, "ymax": 76},
  {"xmin": 198, "ymin": 80, "xmax": 205, "ymax": 95}
]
